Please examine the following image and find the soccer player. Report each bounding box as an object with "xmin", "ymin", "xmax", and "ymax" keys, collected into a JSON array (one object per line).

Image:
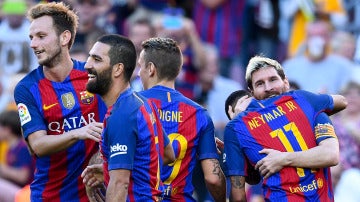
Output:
[
  {"xmin": 85, "ymin": 34, "xmax": 174, "ymax": 201},
  {"xmin": 224, "ymin": 56, "xmax": 346, "ymax": 201},
  {"xmin": 13, "ymin": 2, "xmax": 107, "ymax": 201},
  {"xmin": 138, "ymin": 37, "xmax": 226, "ymax": 201},
  {"xmin": 224, "ymin": 90, "xmax": 252, "ymax": 121}
]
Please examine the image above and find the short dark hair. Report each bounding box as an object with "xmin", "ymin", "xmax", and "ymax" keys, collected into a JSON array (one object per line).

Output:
[
  {"xmin": 225, "ymin": 90, "xmax": 251, "ymax": 120},
  {"xmin": 141, "ymin": 37, "xmax": 183, "ymax": 81},
  {"xmin": 97, "ymin": 34, "xmax": 137, "ymax": 82},
  {"xmin": 0, "ymin": 110, "xmax": 22, "ymax": 137}
]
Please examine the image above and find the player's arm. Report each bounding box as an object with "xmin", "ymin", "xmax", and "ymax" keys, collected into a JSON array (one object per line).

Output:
[
  {"xmin": 229, "ymin": 175, "xmax": 247, "ymax": 202},
  {"xmin": 27, "ymin": 122, "xmax": 103, "ymax": 157},
  {"xmin": 163, "ymin": 141, "xmax": 175, "ymax": 165},
  {"xmin": 162, "ymin": 128, "xmax": 175, "ymax": 165},
  {"xmin": 106, "ymin": 169, "xmax": 130, "ymax": 202},
  {"xmin": 223, "ymin": 124, "xmax": 248, "ymax": 202},
  {"xmin": 201, "ymin": 158, "xmax": 226, "ymax": 202},
  {"xmin": 329, "ymin": 94, "xmax": 347, "ymax": 115},
  {"xmin": 82, "ymin": 151, "xmax": 106, "ymax": 202},
  {"xmin": 297, "ymin": 90, "xmax": 347, "ymax": 115},
  {"xmin": 256, "ymin": 113, "xmax": 339, "ymax": 179}
]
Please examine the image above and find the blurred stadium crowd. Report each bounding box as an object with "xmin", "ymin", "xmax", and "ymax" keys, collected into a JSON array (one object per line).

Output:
[{"xmin": 0, "ymin": 0, "xmax": 359, "ymax": 201}]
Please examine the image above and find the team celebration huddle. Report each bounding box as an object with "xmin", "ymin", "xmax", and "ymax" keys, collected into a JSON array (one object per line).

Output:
[{"xmin": 0, "ymin": 0, "xmax": 354, "ymax": 201}]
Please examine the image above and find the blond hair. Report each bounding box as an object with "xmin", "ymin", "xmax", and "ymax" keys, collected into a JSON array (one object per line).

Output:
[{"xmin": 245, "ymin": 55, "xmax": 286, "ymax": 90}]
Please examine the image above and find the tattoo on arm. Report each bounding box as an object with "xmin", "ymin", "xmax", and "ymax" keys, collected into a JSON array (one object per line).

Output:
[
  {"xmin": 231, "ymin": 176, "xmax": 245, "ymax": 189},
  {"xmin": 89, "ymin": 151, "xmax": 103, "ymax": 165},
  {"xmin": 210, "ymin": 159, "xmax": 222, "ymax": 178}
]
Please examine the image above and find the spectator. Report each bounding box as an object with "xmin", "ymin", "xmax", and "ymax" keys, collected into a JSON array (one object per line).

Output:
[
  {"xmin": 0, "ymin": 110, "xmax": 35, "ymax": 202},
  {"xmin": 193, "ymin": 0, "xmax": 244, "ymax": 79},
  {"xmin": 331, "ymin": 81, "xmax": 360, "ymax": 191},
  {"xmin": 127, "ymin": 18, "xmax": 156, "ymax": 92},
  {"xmin": 330, "ymin": 30, "xmax": 360, "ymax": 81},
  {"xmin": 195, "ymin": 43, "xmax": 242, "ymax": 139},
  {"xmin": 155, "ymin": 12, "xmax": 206, "ymax": 100},
  {"xmin": 0, "ymin": 0, "xmax": 37, "ymax": 75},
  {"xmin": 286, "ymin": 0, "xmax": 346, "ymax": 57},
  {"xmin": 72, "ymin": 0, "xmax": 110, "ymax": 47},
  {"xmin": 283, "ymin": 20, "xmax": 352, "ymax": 93}
]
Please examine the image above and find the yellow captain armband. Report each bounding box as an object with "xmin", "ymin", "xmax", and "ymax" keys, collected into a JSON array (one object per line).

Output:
[{"xmin": 315, "ymin": 123, "xmax": 337, "ymax": 139}]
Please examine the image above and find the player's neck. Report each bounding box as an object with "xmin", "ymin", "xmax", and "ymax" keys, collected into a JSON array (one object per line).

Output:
[
  {"xmin": 156, "ymin": 80, "xmax": 175, "ymax": 89},
  {"xmin": 102, "ymin": 82, "xmax": 131, "ymax": 107},
  {"xmin": 43, "ymin": 56, "xmax": 73, "ymax": 82}
]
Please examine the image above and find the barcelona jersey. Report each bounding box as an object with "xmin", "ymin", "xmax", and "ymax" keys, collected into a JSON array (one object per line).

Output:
[
  {"xmin": 224, "ymin": 90, "xmax": 336, "ymax": 202},
  {"xmin": 14, "ymin": 60, "xmax": 107, "ymax": 202},
  {"xmin": 101, "ymin": 88, "xmax": 168, "ymax": 201},
  {"xmin": 140, "ymin": 85, "xmax": 219, "ymax": 202}
]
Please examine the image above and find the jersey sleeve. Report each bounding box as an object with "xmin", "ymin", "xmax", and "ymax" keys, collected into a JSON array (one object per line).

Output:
[
  {"xmin": 197, "ymin": 111, "xmax": 219, "ymax": 160},
  {"xmin": 14, "ymin": 83, "xmax": 47, "ymax": 139},
  {"xmin": 106, "ymin": 110, "xmax": 136, "ymax": 171},
  {"xmin": 223, "ymin": 122, "xmax": 246, "ymax": 177},
  {"xmin": 314, "ymin": 112, "xmax": 337, "ymax": 144},
  {"xmin": 295, "ymin": 90, "xmax": 334, "ymax": 113}
]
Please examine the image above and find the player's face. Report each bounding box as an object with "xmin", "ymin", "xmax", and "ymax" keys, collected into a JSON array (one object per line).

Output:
[
  {"xmin": 138, "ymin": 50, "xmax": 150, "ymax": 90},
  {"xmin": 29, "ymin": 15, "xmax": 62, "ymax": 67},
  {"xmin": 251, "ymin": 66, "xmax": 289, "ymax": 100},
  {"xmin": 85, "ymin": 42, "xmax": 113, "ymax": 96}
]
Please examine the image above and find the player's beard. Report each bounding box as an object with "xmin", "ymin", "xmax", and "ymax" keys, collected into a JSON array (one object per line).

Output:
[
  {"xmin": 263, "ymin": 85, "xmax": 288, "ymax": 99},
  {"xmin": 38, "ymin": 40, "xmax": 62, "ymax": 68},
  {"xmin": 86, "ymin": 67, "xmax": 113, "ymax": 96}
]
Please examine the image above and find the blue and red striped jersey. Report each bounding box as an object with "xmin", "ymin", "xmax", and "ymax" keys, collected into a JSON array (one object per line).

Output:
[
  {"xmin": 193, "ymin": 0, "xmax": 244, "ymax": 58},
  {"xmin": 224, "ymin": 90, "xmax": 336, "ymax": 201},
  {"xmin": 101, "ymin": 88, "xmax": 167, "ymax": 201},
  {"xmin": 14, "ymin": 60, "xmax": 107, "ymax": 202},
  {"xmin": 140, "ymin": 85, "xmax": 219, "ymax": 202}
]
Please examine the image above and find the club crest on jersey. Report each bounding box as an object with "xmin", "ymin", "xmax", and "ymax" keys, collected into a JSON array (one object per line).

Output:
[
  {"xmin": 61, "ymin": 92, "xmax": 75, "ymax": 109},
  {"xmin": 80, "ymin": 91, "xmax": 94, "ymax": 105},
  {"xmin": 17, "ymin": 103, "xmax": 31, "ymax": 126}
]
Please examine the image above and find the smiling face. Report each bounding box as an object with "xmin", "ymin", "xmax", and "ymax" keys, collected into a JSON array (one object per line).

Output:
[
  {"xmin": 251, "ymin": 66, "xmax": 290, "ymax": 100},
  {"xmin": 85, "ymin": 41, "xmax": 113, "ymax": 96},
  {"xmin": 29, "ymin": 15, "xmax": 63, "ymax": 67}
]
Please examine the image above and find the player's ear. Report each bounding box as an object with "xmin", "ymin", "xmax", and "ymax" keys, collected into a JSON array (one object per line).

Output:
[
  {"xmin": 283, "ymin": 77, "xmax": 290, "ymax": 91},
  {"xmin": 60, "ymin": 30, "xmax": 71, "ymax": 47},
  {"xmin": 148, "ymin": 62, "xmax": 156, "ymax": 77},
  {"xmin": 113, "ymin": 63, "xmax": 124, "ymax": 78},
  {"xmin": 248, "ymin": 87, "xmax": 254, "ymax": 96}
]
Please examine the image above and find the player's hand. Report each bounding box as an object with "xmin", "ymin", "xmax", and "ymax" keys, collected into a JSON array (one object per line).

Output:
[
  {"xmin": 77, "ymin": 122, "xmax": 103, "ymax": 142},
  {"xmin": 85, "ymin": 183, "xmax": 106, "ymax": 202},
  {"xmin": 82, "ymin": 163, "xmax": 104, "ymax": 187},
  {"xmin": 255, "ymin": 148, "xmax": 286, "ymax": 179},
  {"xmin": 215, "ymin": 137, "xmax": 224, "ymax": 154},
  {"xmin": 228, "ymin": 95, "xmax": 252, "ymax": 119}
]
